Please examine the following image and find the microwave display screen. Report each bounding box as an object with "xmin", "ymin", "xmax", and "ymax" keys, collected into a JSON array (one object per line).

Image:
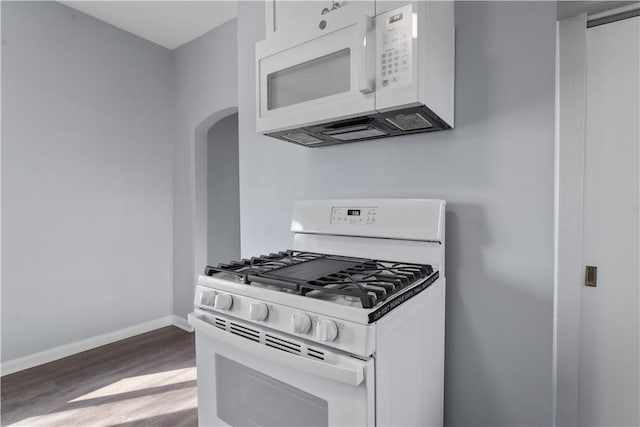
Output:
[
  {"xmin": 267, "ymin": 49, "xmax": 351, "ymax": 110},
  {"xmin": 347, "ymin": 209, "xmax": 361, "ymax": 216}
]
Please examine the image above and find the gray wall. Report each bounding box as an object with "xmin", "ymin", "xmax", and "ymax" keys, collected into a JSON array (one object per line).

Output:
[
  {"xmin": 207, "ymin": 113, "xmax": 240, "ymax": 266},
  {"xmin": 1, "ymin": 2, "xmax": 173, "ymax": 361},
  {"xmin": 237, "ymin": 1, "xmax": 556, "ymax": 425},
  {"xmin": 2, "ymin": 1, "xmax": 557, "ymax": 423},
  {"xmin": 172, "ymin": 18, "xmax": 238, "ymax": 319}
]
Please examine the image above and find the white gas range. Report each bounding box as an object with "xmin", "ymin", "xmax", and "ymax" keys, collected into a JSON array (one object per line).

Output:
[{"xmin": 188, "ymin": 199, "xmax": 446, "ymax": 427}]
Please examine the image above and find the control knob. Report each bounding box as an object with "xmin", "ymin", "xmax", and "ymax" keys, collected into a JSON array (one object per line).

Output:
[
  {"xmin": 213, "ymin": 293, "xmax": 233, "ymax": 311},
  {"xmin": 249, "ymin": 302, "xmax": 268, "ymax": 321},
  {"xmin": 199, "ymin": 290, "xmax": 216, "ymax": 307},
  {"xmin": 316, "ymin": 319, "xmax": 338, "ymax": 342},
  {"xmin": 291, "ymin": 313, "xmax": 312, "ymax": 334}
]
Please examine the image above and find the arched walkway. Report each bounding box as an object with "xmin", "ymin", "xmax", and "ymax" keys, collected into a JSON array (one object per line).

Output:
[
  {"xmin": 206, "ymin": 113, "xmax": 240, "ymax": 265},
  {"xmin": 192, "ymin": 107, "xmax": 239, "ymax": 278}
]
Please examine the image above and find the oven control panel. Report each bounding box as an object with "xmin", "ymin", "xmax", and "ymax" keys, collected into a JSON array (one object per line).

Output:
[
  {"xmin": 194, "ymin": 284, "xmax": 375, "ymax": 357},
  {"xmin": 330, "ymin": 207, "xmax": 377, "ymax": 225}
]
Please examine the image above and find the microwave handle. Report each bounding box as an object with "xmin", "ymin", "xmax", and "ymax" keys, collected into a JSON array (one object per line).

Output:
[
  {"xmin": 188, "ymin": 312, "xmax": 368, "ymax": 386},
  {"xmin": 359, "ymin": 15, "xmax": 375, "ymax": 94}
]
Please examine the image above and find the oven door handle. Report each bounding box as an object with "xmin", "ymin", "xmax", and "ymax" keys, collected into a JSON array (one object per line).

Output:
[{"xmin": 188, "ymin": 313, "xmax": 369, "ymax": 386}]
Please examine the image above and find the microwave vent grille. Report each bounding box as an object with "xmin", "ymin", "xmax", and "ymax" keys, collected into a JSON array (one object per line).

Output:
[
  {"xmin": 385, "ymin": 113, "xmax": 433, "ymax": 131},
  {"xmin": 282, "ymin": 131, "xmax": 323, "ymax": 146},
  {"xmin": 325, "ymin": 127, "xmax": 388, "ymax": 141}
]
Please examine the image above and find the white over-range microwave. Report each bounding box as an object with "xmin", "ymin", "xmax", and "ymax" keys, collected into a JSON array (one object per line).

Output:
[{"xmin": 256, "ymin": 1, "xmax": 455, "ymax": 147}]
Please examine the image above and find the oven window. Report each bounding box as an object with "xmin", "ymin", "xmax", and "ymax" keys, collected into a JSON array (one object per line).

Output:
[
  {"xmin": 216, "ymin": 355, "xmax": 329, "ymax": 427},
  {"xmin": 267, "ymin": 49, "xmax": 351, "ymax": 110}
]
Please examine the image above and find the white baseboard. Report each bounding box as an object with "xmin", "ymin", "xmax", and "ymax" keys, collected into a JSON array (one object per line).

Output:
[
  {"xmin": 1, "ymin": 315, "xmax": 193, "ymax": 376},
  {"xmin": 171, "ymin": 315, "xmax": 194, "ymax": 332}
]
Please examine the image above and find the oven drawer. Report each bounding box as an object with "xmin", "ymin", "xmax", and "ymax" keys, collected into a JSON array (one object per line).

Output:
[{"xmin": 189, "ymin": 312, "xmax": 375, "ymax": 427}]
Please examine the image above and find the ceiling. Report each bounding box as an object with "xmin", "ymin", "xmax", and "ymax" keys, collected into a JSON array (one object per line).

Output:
[
  {"xmin": 557, "ymin": 1, "xmax": 638, "ymax": 20},
  {"xmin": 59, "ymin": 1, "xmax": 237, "ymax": 50},
  {"xmin": 58, "ymin": 1, "xmax": 639, "ymax": 49}
]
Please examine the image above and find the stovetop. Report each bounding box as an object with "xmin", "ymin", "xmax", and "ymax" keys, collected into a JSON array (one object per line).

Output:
[{"xmin": 204, "ymin": 250, "xmax": 437, "ymax": 309}]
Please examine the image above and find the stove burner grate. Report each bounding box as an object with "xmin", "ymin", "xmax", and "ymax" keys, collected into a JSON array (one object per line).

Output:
[{"xmin": 204, "ymin": 250, "xmax": 434, "ymax": 308}]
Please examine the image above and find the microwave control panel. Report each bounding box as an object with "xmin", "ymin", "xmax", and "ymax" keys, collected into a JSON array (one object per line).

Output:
[
  {"xmin": 330, "ymin": 207, "xmax": 378, "ymax": 225},
  {"xmin": 378, "ymin": 4, "xmax": 413, "ymax": 89}
]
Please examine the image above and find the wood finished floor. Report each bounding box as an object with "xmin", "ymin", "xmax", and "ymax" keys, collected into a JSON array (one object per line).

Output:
[{"xmin": 1, "ymin": 326, "xmax": 197, "ymax": 427}]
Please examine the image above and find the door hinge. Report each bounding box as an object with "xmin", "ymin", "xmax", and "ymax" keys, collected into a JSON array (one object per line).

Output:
[{"xmin": 585, "ymin": 266, "xmax": 598, "ymax": 287}]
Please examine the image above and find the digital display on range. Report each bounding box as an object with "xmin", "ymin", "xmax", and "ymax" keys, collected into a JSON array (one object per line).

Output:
[
  {"xmin": 347, "ymin": 209, "xmax": 361, "ymax": 216},
  {"xmin": 389, "ymin": 13, "xmax": 403, "ymax": 23}
]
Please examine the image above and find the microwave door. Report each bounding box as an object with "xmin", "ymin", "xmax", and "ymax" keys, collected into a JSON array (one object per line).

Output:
[{"xmin": 256, "ymin": 3, "xmax": 376, "ymax": 134}]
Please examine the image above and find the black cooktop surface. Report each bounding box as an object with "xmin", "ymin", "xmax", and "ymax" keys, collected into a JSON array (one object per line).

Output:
[{"xmin": 204, "ymin": 250, "xmax": 437, "ymax": 309}]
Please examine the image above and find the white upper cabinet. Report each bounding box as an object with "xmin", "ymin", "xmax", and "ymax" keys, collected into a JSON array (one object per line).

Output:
[{"xmin": 265, "ymin": 1, "xmax": 371, "ymax": 38}]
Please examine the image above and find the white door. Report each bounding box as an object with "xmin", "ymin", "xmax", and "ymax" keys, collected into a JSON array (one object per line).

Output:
[{"xmin": 579, "ymin": 16, "xmax": 639, "ymax": 426}]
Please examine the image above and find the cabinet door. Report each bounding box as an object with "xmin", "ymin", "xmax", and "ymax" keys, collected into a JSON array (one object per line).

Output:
[{"xmin": 266, "ymin": 1, "xmax": 335, "ymax": 36}]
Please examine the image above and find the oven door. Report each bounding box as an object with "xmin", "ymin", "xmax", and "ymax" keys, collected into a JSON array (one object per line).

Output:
[
  {"xmin": 188, "ymin": 312, "xmax": 375, "ymax": 427},
  {"xmin": 255, "ymin": 2, "xmax": 376, "ymax": 136}
]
